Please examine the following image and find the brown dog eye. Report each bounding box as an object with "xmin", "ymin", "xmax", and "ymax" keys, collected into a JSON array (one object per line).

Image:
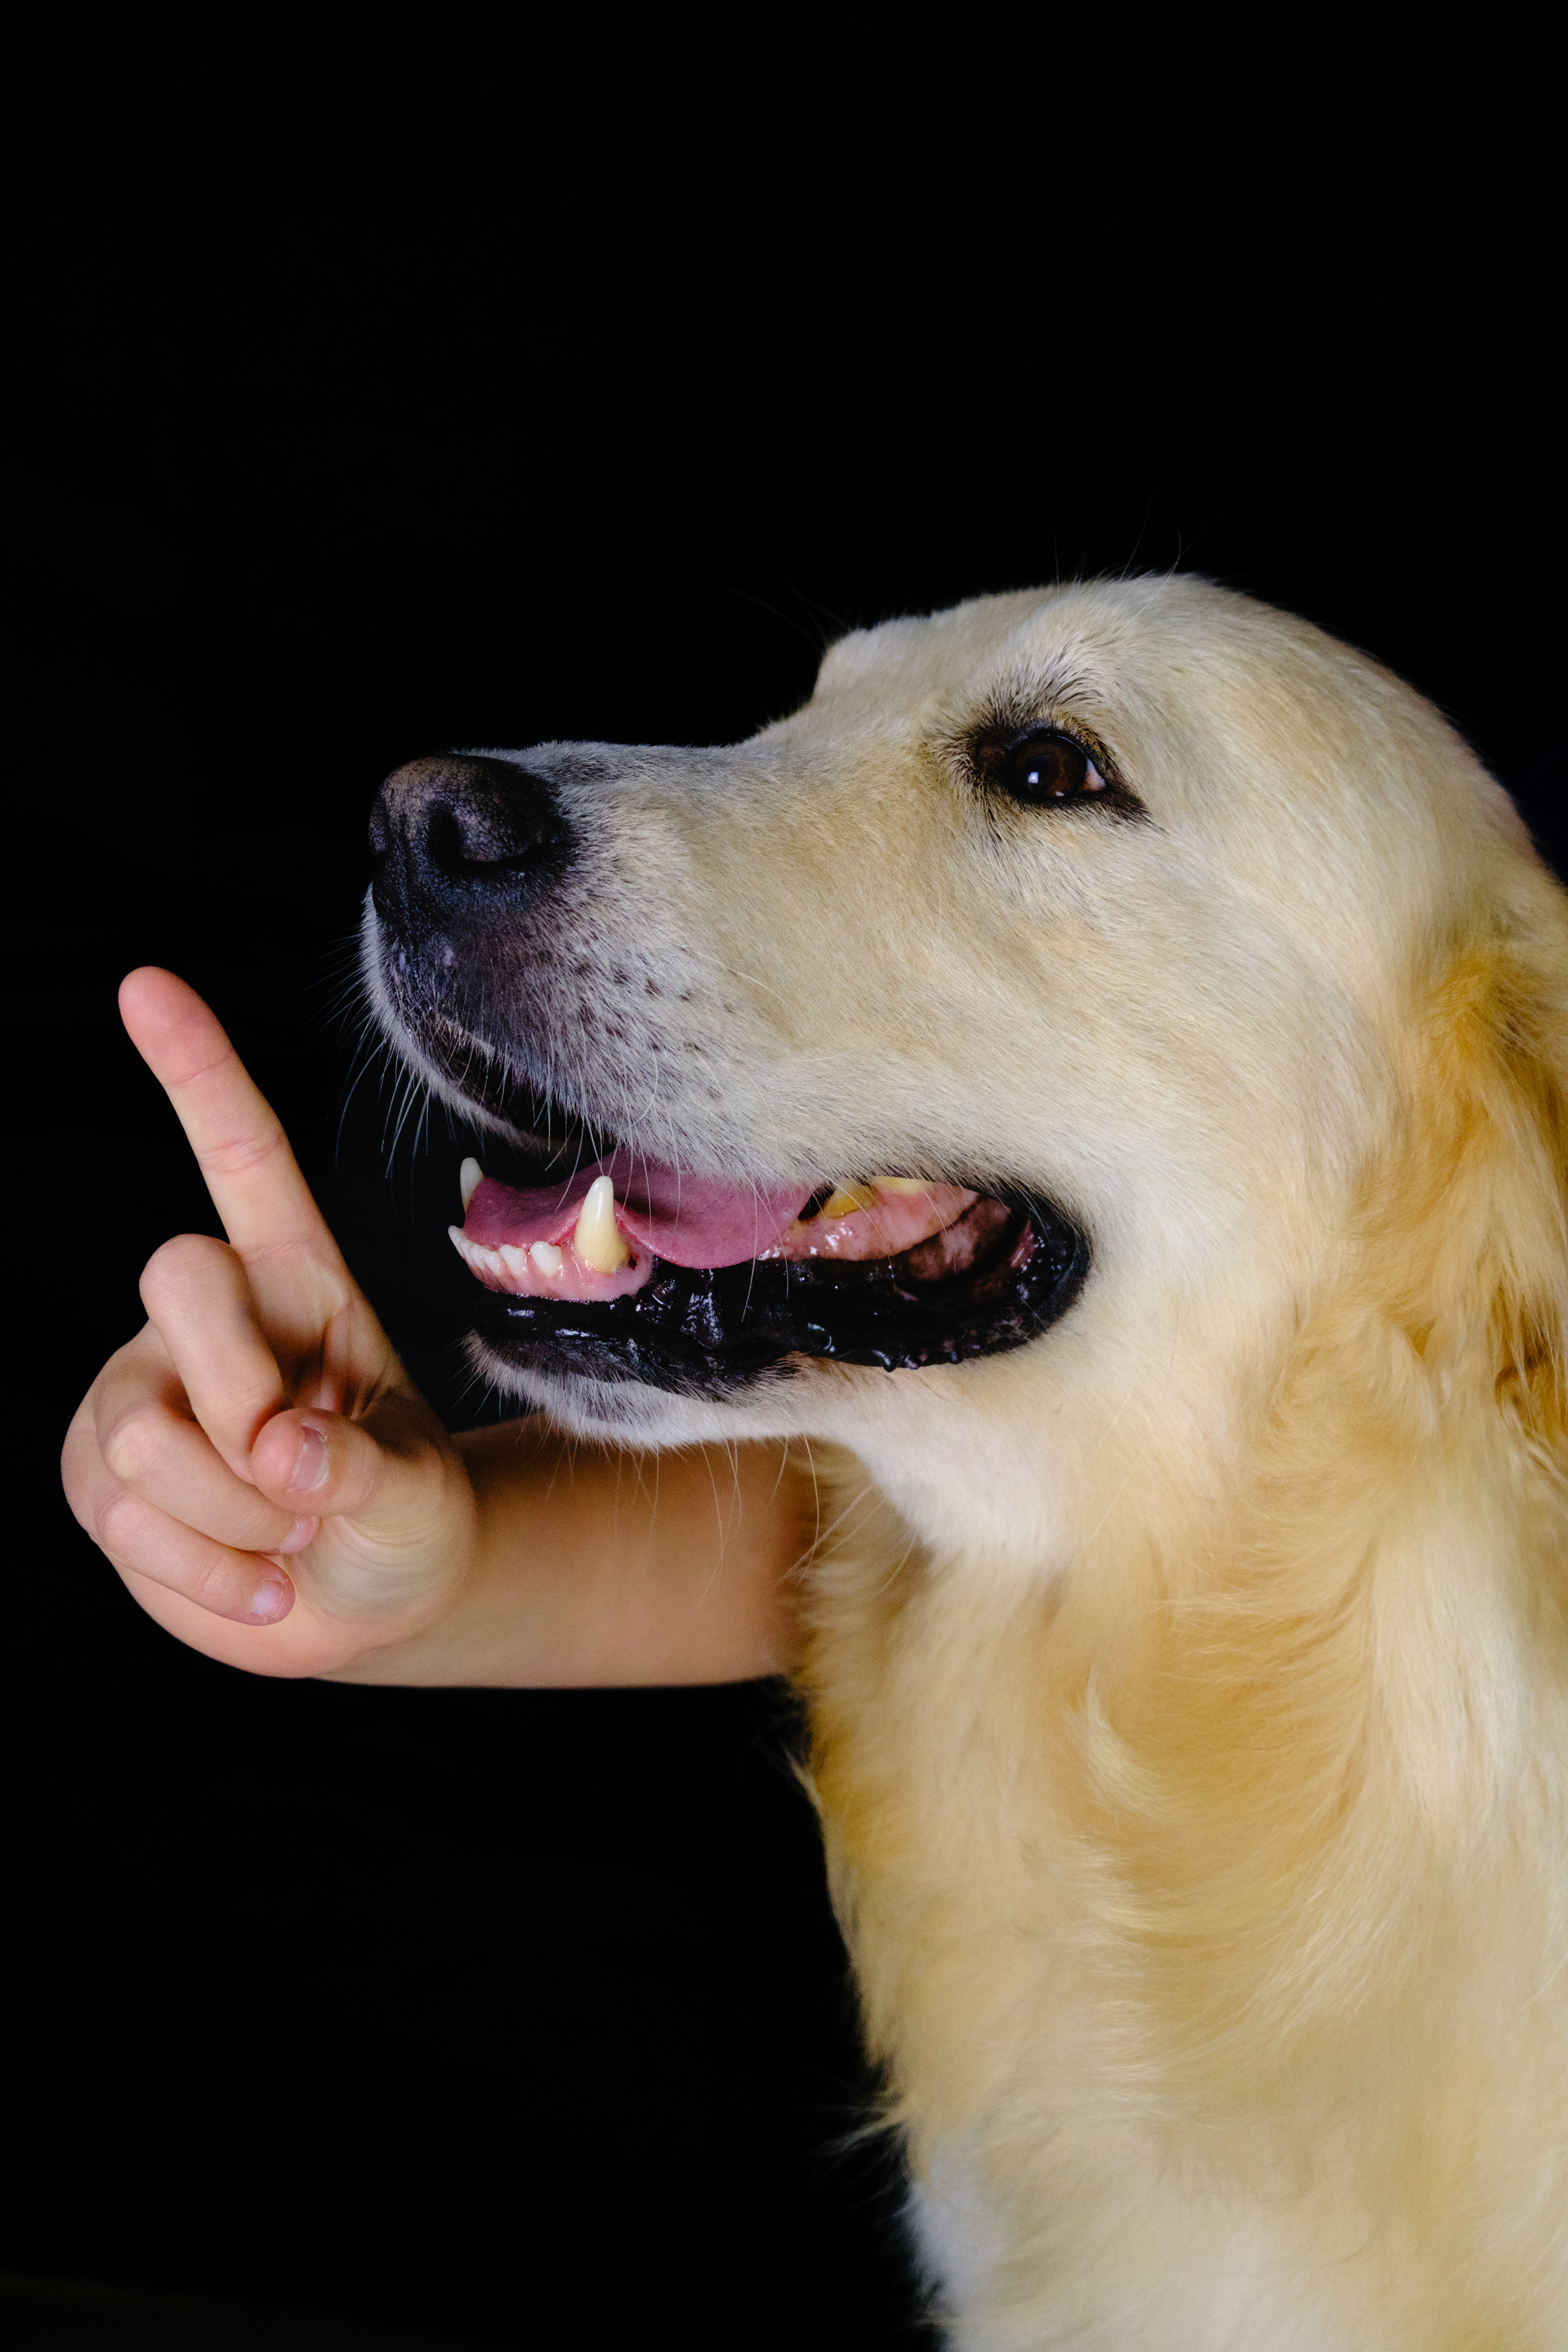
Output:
[
  {"xmin": 996, "ymin": 732, "xmax": 1104, "ymax": 804},
  {"xmin": 970, "ymin": 725, "xmax": 1145, "ymax": 817}
]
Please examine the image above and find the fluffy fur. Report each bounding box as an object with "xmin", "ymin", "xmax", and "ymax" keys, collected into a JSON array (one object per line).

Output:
[{"xmin": 378, "ymin": 579, "xmax": 1568, "ymax": 2346}]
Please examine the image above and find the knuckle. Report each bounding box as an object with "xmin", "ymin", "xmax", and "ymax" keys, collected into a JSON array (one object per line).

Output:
[
  {"xmin": 141, "ymin": 1231, "xmax": 230, "ymax": 1306},
  {"xmin": 101, "ymin": 1399, "xmax": 171, "ymax": 1488},
  {"xmin": 184, "ymin": 1553, "xmax": 232, "ymax": 1606},
  {"xmin": 205, "ymin": 1120, "xmax": 287, "ymax": 1181},
  {"xmin": 95, "ymin": 1484, "xmax": 147, "ymax": 1556}
]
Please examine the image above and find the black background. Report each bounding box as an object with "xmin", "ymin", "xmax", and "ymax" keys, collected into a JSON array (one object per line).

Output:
[{"xmin": 10, "ymin": 92, "xmax": 1564, "ymax": 2349}]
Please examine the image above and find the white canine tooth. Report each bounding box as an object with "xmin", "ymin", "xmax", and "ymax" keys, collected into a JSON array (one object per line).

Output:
[
  {"xmin": 572, "ymin": 1174, "xmax": 630, "ymax": 1273},
  {"xmin": 499, "ymin": 1244, "xmax": 529, "ymax": 1278},
  {"xmin": 530, "ymin": 1241, "xmax": 564, "ymax": 1276},
  {"xmin": 459, "ymin": 1156, "xmax": 484, "ymax": 1213},
  {"xmin": 873, "ymin": 1176, "xmax": 932, "ymax": 1195}
]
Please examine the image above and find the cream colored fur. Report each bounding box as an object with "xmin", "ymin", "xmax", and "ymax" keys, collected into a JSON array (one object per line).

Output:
[{"xmin": 470, "ymin": 581, "xmax": 1568, "ymax": 2347}]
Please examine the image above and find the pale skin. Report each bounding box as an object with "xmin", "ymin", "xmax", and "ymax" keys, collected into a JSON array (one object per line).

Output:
[{"xmin": 61, "ymin": 969, "xmax": 809, "ymax": 1687}]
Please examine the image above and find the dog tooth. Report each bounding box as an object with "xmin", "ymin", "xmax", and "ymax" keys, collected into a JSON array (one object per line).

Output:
[
  {"xmin": 820, "ymin": 1185, "xmax": 875, "ymax": 1219},
  {"xmin": 872, "ymin": 1176, "xmax": 931, "ymax": 1194},
  {"xmin": 460, "ymin": 1156, "xmax": 484, "ymax": 1213},
  {"xmin": 530, "ymin": 1241, "xmax": 565, "ymax": 1276},
  {"xmin": 499, "ymin": 1244, "xmax": 529, "ymax": 1278},
  {"xmin": 572, "ymin": 1174, "xmax": 631, "ymax": 1272}
]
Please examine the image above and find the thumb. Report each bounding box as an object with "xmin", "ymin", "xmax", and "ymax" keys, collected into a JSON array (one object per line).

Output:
[{"xmin": 249, "ymin": 1391, "xmax": 471, "ymax": 1570}]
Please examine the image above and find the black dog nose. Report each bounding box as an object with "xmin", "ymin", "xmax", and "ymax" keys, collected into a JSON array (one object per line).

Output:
[{"xmin": 369, "ymin": 754, "xmax": 574, "ymax": 933}]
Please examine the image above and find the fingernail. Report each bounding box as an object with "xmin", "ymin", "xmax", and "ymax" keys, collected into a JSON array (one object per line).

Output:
[
  {"xmin": 275, "ymin": 1516, "xmax": 319, "ymax": 1554},
  {"xmin": 247, "ymin": 1571, "xmax": 294, "ymax": 1624},
  {"xmin": 289, "ymin": 1422, "xmax": 330, "ymax": 1495}
]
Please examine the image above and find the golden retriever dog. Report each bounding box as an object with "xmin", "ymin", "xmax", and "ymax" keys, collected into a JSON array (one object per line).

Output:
[{"xmin": 368, "ymin": 579, "xmax": 1568, "ymax": 2348}]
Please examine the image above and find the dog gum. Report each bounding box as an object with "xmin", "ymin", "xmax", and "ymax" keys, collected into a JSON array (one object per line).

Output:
[{"xmin": 761, "ymin": 1183, "xmax": 978, "ymax": 1263}]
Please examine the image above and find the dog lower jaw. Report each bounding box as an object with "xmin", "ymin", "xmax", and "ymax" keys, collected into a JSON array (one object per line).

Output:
[{"xmin": 465, "ymin": 1339, "xmax": 792, "ymax": 1444}]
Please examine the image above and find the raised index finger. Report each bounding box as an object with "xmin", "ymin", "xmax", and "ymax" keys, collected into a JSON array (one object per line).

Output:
[{"xmin": 119, "ymin": 967, "xmax": 349, "ymax": 1277}]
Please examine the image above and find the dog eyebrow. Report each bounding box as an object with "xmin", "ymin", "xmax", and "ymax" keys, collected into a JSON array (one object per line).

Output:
[
  {"xmin": 973, "ymin": 656, "xmax": 1099, "ymax": 726},
  {"xmin": 929, "ymin": 667, "xmax": 1102, "ymax": 767}
]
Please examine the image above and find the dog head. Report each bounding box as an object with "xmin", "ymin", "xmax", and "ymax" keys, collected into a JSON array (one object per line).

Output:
[{"xmin": 365, "ymin": 577, "xmax": 1565, "ymax": 1563}]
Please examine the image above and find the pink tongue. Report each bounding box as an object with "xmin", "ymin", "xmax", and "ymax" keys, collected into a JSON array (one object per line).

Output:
[{"xmin": 463, "ymin": 1150, "xmax": 813, "ymax": 1268}]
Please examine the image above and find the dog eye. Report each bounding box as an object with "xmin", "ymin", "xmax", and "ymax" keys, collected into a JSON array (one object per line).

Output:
[{"xmin": 988, "ymin": 731, "xmax": 1107, "ymax": 806}]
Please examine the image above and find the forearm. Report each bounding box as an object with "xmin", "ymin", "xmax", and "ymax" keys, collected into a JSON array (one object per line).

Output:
[{"xmin": 327, "ymin": 1422, "xmax": 812, "ymax": 1688}]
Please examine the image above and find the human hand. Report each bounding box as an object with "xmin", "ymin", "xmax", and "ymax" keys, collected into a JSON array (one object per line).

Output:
[{"xmin": 61, "ymin": 970, "xmax": 478, "ymax": 1676}]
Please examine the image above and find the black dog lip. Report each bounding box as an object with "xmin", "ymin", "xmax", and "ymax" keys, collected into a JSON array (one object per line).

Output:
[{"xmin": 469, "ymin": 1191, "xmax": 1091, "ymax": 1399}]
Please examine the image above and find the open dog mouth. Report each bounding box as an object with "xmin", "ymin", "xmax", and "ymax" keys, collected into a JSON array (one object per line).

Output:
[{"xmin": 447, "ymin": 1121, "xmax": 1089, "ymax": 1395}]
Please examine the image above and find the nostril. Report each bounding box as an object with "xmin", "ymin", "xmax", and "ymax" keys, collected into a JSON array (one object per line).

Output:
[
  {"xmin": 422, "ymin": 792, "xmax": 568, "ymax": 878},
  {"xmin": 372, "ymin": 753, "xmax": 576, "ymax": 908},
  {"xmin": 424, "ymin": 801, "xmax": 469, "ymax": 876}
]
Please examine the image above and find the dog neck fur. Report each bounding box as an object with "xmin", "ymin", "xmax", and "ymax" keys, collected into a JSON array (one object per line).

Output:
[{"xmin": 800, "ymin": 873, "xmax": 1568, "ymax": 2348}]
